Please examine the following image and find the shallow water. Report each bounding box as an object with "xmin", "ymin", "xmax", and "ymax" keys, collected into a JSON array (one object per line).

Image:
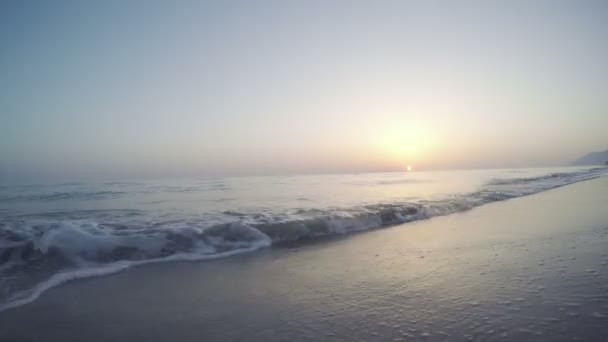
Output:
[
  {"xmin": 1, "ymin": 175, "xmax": 607, "ymax": 341},
  {"xmin": 0, "ymin": 166, "xmax": 606, "ymax": 311}
]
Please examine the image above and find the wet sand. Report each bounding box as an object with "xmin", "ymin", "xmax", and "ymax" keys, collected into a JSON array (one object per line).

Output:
[{"xmin": 1, "ymin": 176, "xmax": 607, "ymax": 341}]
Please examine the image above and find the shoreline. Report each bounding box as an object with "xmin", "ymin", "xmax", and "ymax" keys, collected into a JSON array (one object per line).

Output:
[
  {"xmin": 1, "ymin": 176, "xmax": 608, "ymax": 341},
  {"xmin": 1, "ymin": 167, "xmax": 605, "ymax": 315}
]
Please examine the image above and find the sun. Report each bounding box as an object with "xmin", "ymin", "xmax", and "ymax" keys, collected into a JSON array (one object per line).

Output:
[{"xmin": 372, "ymin": 119, "xmax": 435, "ymax": 168}]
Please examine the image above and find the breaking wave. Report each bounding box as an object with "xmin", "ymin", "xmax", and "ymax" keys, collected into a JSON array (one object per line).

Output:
[{"xmin": 0, "ymin": 167, "xmax": 606, "ymax": 312}]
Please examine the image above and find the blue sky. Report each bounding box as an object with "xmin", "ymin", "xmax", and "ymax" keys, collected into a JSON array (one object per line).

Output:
[{"xmin": 2, "ymin": 0, "xmax": 608, "ymax": 181}]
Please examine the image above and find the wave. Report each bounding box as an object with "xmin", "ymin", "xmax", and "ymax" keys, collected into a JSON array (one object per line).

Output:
[
  {"xmin": 0, "ymin": 221, "xmax": 271, "ymax": 312},
  {"xmin": 0, "ymin": 191, "xmax": 127, "ymax": 203},
  {"xmin": 0, "ymin": 182, "xmax": 230, "ymax": 203},
  {"xmin": 487, "ymin": 167, "xmax": 606, "ymax": 186},
  {"xmin": 0, "ymin": 167, "xmax": 606, "ymax": 312}
]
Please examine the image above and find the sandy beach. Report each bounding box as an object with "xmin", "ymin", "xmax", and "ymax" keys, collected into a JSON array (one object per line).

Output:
[
  {"xmin": 4, "ymin": 1, "xmax": 607, "ymax": 340},
  {"xmin": 1, "ymin": 176, "xmax": 607, "ymax": 341}
]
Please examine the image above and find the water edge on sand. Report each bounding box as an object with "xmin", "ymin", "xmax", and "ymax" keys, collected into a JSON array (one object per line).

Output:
[{"xmin": 1, "ymin": 176, "xmax": 607, "ymax": 342}]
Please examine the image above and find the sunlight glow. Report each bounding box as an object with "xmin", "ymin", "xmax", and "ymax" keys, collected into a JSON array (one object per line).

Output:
[{"xmin": 372, "ymin": 118, "xmax": 436, "ymax": 168}]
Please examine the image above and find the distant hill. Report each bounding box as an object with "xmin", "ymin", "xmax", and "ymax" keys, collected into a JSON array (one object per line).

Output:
[{"xmin": 571, "ymin": 149, "xmax": 608, "ymax": 166}]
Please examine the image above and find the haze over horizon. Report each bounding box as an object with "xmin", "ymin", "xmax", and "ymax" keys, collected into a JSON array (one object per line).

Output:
[{"xmin": 2, "ymin": 0, "xmax": 608, "ymax": 182}]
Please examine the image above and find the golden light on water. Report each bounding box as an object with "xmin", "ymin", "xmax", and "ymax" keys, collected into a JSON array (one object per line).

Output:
[{"xmin": 406, "ymin": 165, "xmax": 412, "ymax": 172}]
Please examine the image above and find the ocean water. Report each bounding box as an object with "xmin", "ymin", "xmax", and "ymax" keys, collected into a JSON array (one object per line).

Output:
[{"xmin": 0, "ymin": 166, "xmax": 606, "ymax": 311}]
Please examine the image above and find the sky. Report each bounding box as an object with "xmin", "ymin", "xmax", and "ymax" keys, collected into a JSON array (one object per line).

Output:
[{"xmin": 1, "ymin": 0, "xmax": 607, "ymax": 181}]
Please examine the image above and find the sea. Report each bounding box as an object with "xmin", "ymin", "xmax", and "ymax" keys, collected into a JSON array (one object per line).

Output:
[{"xmin": 1, "ymin": 166, "xmax": 606, "ymax": 311}]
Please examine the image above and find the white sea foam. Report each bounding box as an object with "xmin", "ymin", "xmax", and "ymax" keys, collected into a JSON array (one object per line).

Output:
[{"xmin": 0, "ymin": 222, "xmax": 271, "ymax": 312}]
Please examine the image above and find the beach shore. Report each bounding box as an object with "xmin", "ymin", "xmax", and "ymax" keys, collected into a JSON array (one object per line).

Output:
[{"xmin": 1, "ymin": 176, "xmax": 607, "ymax": 342}]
